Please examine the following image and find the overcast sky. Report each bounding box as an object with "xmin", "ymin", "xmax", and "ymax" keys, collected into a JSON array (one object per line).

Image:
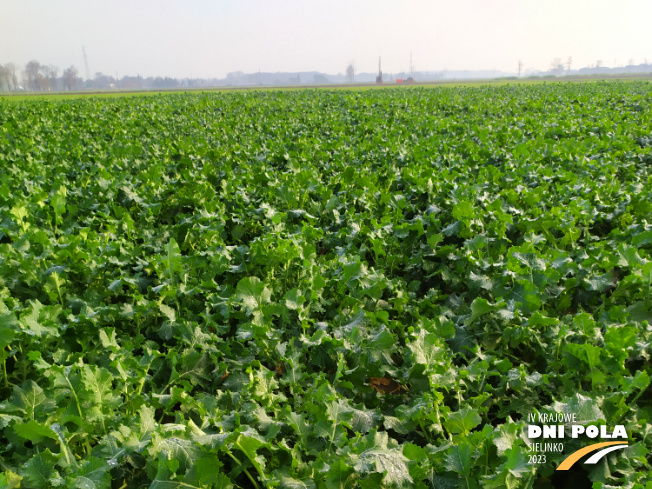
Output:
[{"xmin": 2, "ymin": 0, "xmax": 651, "ymax": 79}]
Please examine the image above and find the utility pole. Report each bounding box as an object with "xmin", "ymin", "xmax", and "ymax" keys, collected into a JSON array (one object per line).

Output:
[
  {"xmin": 376, "ymin": 56, "xmax": 383, "ymax": 84},
  {"xmin": 82, "ymin": 46, "xmax": 91, "ymax": 83}
]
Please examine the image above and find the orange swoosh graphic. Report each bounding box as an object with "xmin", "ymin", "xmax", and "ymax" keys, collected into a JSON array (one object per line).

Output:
[{"xmin": 557, "ymin": 441, "xmax": 628, "ymax": 470}]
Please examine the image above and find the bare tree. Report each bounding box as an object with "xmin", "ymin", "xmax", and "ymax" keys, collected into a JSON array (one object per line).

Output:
[
  {"xmin": 0, "ymin": 65, "xmax": 6, "ymax": 92},
  {"xmin": 93, "ymin": 72, "xmax": 117, "ymax": 89},
  {"xmin": 0, "ymin": 65, "xmax": 9, "ymax": 91},
  {"xmin": 5, "ymin": 62, "xmax": 18, "ymax": 90},
  {"xmin": 43, "ymin": 65, "xmax": 59, "ymax": 91},
  {"xmin": 345, "ymin": 63, "xmax": 355, "ymax": 83},
  {"xmin": 550, "ymin": 58, "xmax": 564, "ymax": 76},
  {"xmin": 24, "ymin": 60, "xmax": 41, "ymax": 91},
  {"xmin": 37, "ymin": 69, "xmax": 50, "ymax": 91},
  {"xmin": 517, "ymin": 59, "xmax": 523, "ymax": 78},
  {"xmin": 63, "ymin": 65, "xmax": 79, "ymax": 91}
]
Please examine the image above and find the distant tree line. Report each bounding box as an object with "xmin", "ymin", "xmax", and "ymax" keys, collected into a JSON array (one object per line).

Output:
[
  {"xmin": 1, "ymin": 59, "xmax": 348, "ymax": 92},
  {"xmin": 522, "ymin": 58, "xmax": 652, "ymax": 78},
  {"xmin": 5, "ymin": 57, "xmax": 652, "ymax": 92},
  {"xmin": 0, "ymin": 59, "xmax": 184, "ymax": 92},
  {"xmin": 0, "ymin": 60, "xmax": 80, "ymax": 91}
]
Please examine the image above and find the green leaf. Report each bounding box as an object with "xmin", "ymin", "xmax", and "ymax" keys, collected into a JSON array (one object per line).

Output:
[
  {"xmin": 341, "ymin": 260, "xmax": 364, "ymax": 286},
  {"xmin": 367, "ymin": 326, "xmax": 395, "ymax": 354},
  {"xmin": 0, "ymin": 470, "xmax": 22, "ymax": 489},
  {"xmin": 325, "ymin": 459, "xmax": 356, "ymax": 489},
  {"xmin": 51, "ymin": 192, "xmax": 66, "ymax": 217},
  {"xmin": 81, "ymin": 365, "xmax": 122, "ymax": 416},
  {"xmin": 427, "ymin": 233, "xmax": 443, "ymax": 250},
  {"xmin": 563, "ymin": 343, "xmax": 602, "ymax": 376},
  {"xmin": 620, "ymin": 370, "xmax": 650, "ymax": 395},
  {"xmin": 13, "ymin": 420, "xmax": 58, "ymax": 443},
  {"xmin": 604, "ymin": 326, "xmax": 637, "ymax": 352},
  {"xmin": 9, "ymin": 205, "xmax": 28, "ymax": 223},
  {"xmin": 150, "ymin": 434, "xmax": 203, "ymax": 475},
  {"xmin": 502, "ymin": 447, "xmax": 530, "ymax": 477},
  {"xmin": 98, "ymin": 328, "xmax": 119, "ymax": 349},
  {"xmin": 468, "ymin": 271, "xmax": 493, "ymax": 291},
  {"xmin": 284, "ymin": 288, "xmax": 305, "ymax": 310},
  {"xmin": 465, "ymin": 298, "xmax": 505, "ymax": 325},
  {"xmin": 107, "ymin": 278, "xmax": 122, "ymax": 293},
  {"xmin": 326, "ymin": 399, "xmax": 354, "ymax": 427},
  {"xmin": 349, "ymin": 405, "xmax": 380, "ymax": 434},
  {"xmin": 444, "ymin": 406, "xmax": 482, "ymax": 435},
  {"xmin": 166, "ymin": 238, "xmax": 183, "ymax": 277},
  {"xmin": 234, "ymin": 430, "xmax": 268, "ymax": 476},
  {"xmin": 71, "ymin": 458, "xmax": 111, "ymax": 489},
  {"xmin": 453, "ymin": 200, "xmax": 475, "ymax": 220},
  {"xmin": 237, "ymin": 277, "xmax": 272, "ymax": 312},
  {"xmin": 158, "ymin": 303, "xmax": 176, "ymax": 323},
  {"xmin": 19, "ymin": 300, "xmax": 59, "ymax": 338},
  {"xmin": 408, "ymin": 328, "xmax": 446, "ymax": 373},
  {"xmin": 149, "ymin": 454, "xmax": 200, "ymax": 489},
  {"xmin": 356, "ymin": 437, "xmax": 412, "ymax": 487},
  {"xmin": 192, "ymin": 456, "xmax": 230, "ymax": 487},
  {"xmin": 552, "ymin": 393, "xmax": 604, "ymax": 423},
  {"xmin": 5, "ymin": 381, "xmax": 55, "ymax": 420},
  {"xmin": 444, "ymin": 443, "xmax": 473, "ymax": 476},
  {"xmin": 0, "ymin": 299, "xmax": 18, "ymax": 347},
  {"xmin": 493, "ymin": 423, "xmax": 519, "ymax": 457},
  {"xmin": 0, "ymin": 313, "xmax": 16, "ymax": 349}
]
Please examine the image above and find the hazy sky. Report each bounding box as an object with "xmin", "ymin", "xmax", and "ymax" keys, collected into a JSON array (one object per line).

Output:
[{"xmin": 2, "ymin": 0, "xmax": 651, "ymax": 79}]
